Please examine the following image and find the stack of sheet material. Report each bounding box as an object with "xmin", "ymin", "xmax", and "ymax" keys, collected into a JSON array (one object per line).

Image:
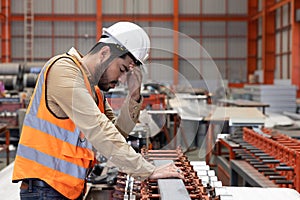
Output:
[{"xmin": 244, "ymin": 84, "xmax": 297, "ymax": 114}]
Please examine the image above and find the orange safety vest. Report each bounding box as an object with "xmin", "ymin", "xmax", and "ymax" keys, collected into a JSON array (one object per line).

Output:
[
  {"xmin": 95, "ymin": 85, "xmax": 105, "ymax": 113},
  {"xmin": 12, "ymin": 54, "xmax": 105, "ymax": 199}
]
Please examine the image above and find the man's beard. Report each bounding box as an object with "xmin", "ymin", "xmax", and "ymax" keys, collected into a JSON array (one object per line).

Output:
[
  {"xmin": 94, "ymin": 55, "xmax": 116, "ymax": 91},
  {"xmin": 97, "ymin": 77, "xmax": 118, "ymax": 92},
  {"xmin": 97, "ymin": 81, "xmax": 110, "ymax": 91}
]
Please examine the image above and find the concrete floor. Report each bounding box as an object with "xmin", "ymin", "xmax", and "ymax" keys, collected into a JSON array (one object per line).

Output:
[{"xmin": 0, "ymin": 146, "xmax": 16, "ymax": 171}]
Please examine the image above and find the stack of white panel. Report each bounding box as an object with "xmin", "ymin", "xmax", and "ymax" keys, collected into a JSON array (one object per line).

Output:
[
  {"xmin": 244, "ymin": 84, "xmax": 297, "ymax": 114},
  {"xmin": 190, "ymin": 161, "xmax": 233, "ymax": 199}
]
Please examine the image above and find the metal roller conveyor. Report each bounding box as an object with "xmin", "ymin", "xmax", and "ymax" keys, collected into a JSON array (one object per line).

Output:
[
  {"xmin": 234, "ymin": 127, "xmax": 300, "ymax": 192},
  {"xmin": 253, "ymin": 164, "xmax": 269, "ymax": 168},
  {"xmin": 263, "ymin": 171, "xmax": 280, "ymax": 176},
  {"xmin": 249, "ymin": 161, "xmax": 264, "ymax": 165},
  {"xmin": 249, "ymin": 149, "xmax": 265, "ymax": 153},
  {"xmin": 261, "ymin": 160, "xmax": 280, "ymax": 164},
  {"xmin": 269, "ymin": 176, "xmax": 288, "ymax": 180}
]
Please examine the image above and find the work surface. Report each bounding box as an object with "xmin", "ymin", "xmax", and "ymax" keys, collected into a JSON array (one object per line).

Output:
[
  {"xmin": 221, "ymin": 187, "xmax": 300, "ymax": 200},
  {"xmin": 207, "ymin": 106, "xmax": 266, "ymax": 126},
  {"xmin": 170, "ymin": 97, "xmax": 266, "ymax": 125},
  {"xmin": 1, "ymin": 162, "xmax": 299, "ymax": 200}
]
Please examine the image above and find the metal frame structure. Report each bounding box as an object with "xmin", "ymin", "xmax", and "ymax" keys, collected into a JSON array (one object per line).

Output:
[
  {"xmin": 243, "ymin": 127, "xmax": 300, "ymax": 192},
  {"xmin": 0, "ymin": 0, "xmax": 300, "ymax": 94},
  {"xmin": 1, "ymin": 0, "xmax": 11, "ymax": 63},
  {"xmin": 248, "ymin": 0, "xmax": 300, "ymax": 96},
  {"xmin": 0, "ymin": 0, "xmax": 247, "ymax": 84}
]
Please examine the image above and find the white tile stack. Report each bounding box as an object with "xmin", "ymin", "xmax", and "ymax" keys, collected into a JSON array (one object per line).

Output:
[
  {"xmin": 244, "ymin": 84, "xmax": 297, "ymax": 114},
  {"xmin": 190, "ymin": 161, "xmax": 233, "ymax": 199}
]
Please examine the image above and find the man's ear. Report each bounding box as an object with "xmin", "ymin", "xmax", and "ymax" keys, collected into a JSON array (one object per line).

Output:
[{"xmin": 99, "ymin": 45, "xmax": 111, "ymax": 63}]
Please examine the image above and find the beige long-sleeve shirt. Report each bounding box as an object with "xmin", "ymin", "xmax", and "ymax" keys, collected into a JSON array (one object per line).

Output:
[{"xmin": 46, "ymin": 47, "xmax": 155, "ymax": 179}]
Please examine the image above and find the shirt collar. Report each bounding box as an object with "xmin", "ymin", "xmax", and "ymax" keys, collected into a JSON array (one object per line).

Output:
[
  {"xmin": 67, "ymin": 47, "xmax": 92, "ymax": 80},
  {"xmin": 67, "ymin": 47, "xmax": 83, "ymax": 58}
]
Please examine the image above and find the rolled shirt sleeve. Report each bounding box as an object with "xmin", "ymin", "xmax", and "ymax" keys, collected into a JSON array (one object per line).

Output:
[{"xmin": 106, "ymin": 96, "xmax": 142, "ymax": 138}]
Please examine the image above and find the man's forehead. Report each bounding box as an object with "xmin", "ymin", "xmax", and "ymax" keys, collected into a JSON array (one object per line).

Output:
[{"xmin": 123, "ymin": 55, "xmax": 137, "ymax": 66}]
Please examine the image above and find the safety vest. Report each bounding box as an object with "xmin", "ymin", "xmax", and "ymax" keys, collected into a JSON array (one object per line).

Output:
[
  {"xmin": 95, "ymin": 85, "xmax": 105, "ymax": 113},
  {"xmin": 13, "ymin": 54, "xmax": 105, "ymax": 199}
]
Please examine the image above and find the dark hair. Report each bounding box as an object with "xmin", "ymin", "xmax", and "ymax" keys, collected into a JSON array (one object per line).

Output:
[{"xmin": 88, "ymin": 42, "xmax": 141, "ymax": 66}]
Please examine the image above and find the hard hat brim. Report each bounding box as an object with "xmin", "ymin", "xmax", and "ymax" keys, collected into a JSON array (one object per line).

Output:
[{"xmin": 100, "ymin": 28, "xmax": 148, "ymax": 74}]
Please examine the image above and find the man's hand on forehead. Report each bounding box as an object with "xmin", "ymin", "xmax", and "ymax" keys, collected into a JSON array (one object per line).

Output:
[
  {"xmin": 128, "ymin": 60, "xmax": 139, "ymax": 70},
  {"xmin": 126, "ymin": 66, "xmax": 142, "ymax": 101}
]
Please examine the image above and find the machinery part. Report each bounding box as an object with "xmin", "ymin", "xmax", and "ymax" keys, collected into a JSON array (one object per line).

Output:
[
  {"xmin": 86, "ymin": 165, "xmax": 118, "ymax": 186},
  {"xmin": 0, "ymin": 75, "xmax": 17, "ymax": 90},
  {"xmin": 112, "ymin": 147, "xmax": 224, "ymax": 200},
  {"xmin": 86, "ymin": 174, "xmax": 108, "ymax": 184},
  {"xmin": 22, "ymin": 62, "xmax": 43, "ymax": 74},
  {"xmin": 23, "ymin": 73, "xmax": 38, "ymax": 88},
  {"xmin": 0, "ymin": 62, "xmax": 43, "ymax": 91},
  {"xmin": 231, "ymin": 127, "xmax": 300, "ymax": 192},
  {"xmin": 0, "ymin": 63, "xmax": 20, "ymax": 75},
  {"xmin": 106, "ymin": 167, "xmax": 119, "ymax": 186},
  {"xmin": 89, "ymin": 163, "xmax": 105, "ymax": 177}
]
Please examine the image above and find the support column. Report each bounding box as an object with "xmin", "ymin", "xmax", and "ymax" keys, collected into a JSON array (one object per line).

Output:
[
  {"xmin": 96, "ymin": 0, "xmax": 102, "ymax": 41},
  {"xmin": 262, "ymin": 0, "xmax": 276, "ymax": 84},
  {"xmin": 173, "ymin": 0, "xmax": 179, "ymax": 85},
  {"xmin": 291, "ymin": 0, "xmax": 300, "ymax": 97},
  {"xmin": 1, "ymin": 0, "xmax": 11, "ymax": 62},
  {"xmin": 247, "ymin": 0, "xmax": 258, "ymax": 81}
]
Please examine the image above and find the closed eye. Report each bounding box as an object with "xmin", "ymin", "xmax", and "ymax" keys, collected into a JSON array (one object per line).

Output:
[{"xmin": 120, "ymin": 65, "xmax": 129, "ymax": 73}]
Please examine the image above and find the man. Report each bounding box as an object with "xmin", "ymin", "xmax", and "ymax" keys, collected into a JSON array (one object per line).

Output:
[{"xmin": 12, "ymin": 22, "xmax": 183, "ymax": 199}]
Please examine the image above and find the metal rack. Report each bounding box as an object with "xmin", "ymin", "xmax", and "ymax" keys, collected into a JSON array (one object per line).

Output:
[{"xmin": 241, "ymin": 127, "xmax": 300, "ymax": 192}]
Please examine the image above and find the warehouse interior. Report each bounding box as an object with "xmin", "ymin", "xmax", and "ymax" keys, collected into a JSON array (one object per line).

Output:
[{"xmin": 0, "ymin": 0, "xmax": 300, "ymax": 199}]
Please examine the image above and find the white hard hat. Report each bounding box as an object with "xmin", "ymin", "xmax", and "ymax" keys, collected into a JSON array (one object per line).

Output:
[{"xmin": 99, "ymin": 22, "xmax": 150, "ymax": 72}]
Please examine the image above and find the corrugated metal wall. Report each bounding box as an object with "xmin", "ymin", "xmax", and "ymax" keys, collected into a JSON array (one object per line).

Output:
[
  {"xmin": 275, "ymin": 4, "xmax": 291, "ymax": 79},
  {"xmin": 9, "ymin": 0, "xmax": 248, "ymax": 86},
  {"xmin": 11, "ymin": 0, "xmax": 97, "ymax": 60}
]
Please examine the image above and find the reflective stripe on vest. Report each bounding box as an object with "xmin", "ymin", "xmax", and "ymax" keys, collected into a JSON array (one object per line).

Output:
[
  {"xmin": 17, "ymin": 144, "xmax": 87, "ymax": 179},
  {"xmin": 13, "ymin": 55, "xmax": 103, "ymax": 199}
]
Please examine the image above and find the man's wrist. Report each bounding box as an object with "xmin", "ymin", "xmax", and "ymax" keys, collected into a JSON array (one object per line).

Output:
[
  {"xmin": 133, "ymin": 95, "xmax": 142, "ymax": 103},
  {"xmin": 130, "ymin": 89, "xmax": 142, "ymax": 102}
]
